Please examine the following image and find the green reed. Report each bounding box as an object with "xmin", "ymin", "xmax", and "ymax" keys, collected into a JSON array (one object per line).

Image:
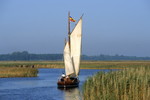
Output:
[{"xmin": 83, "ymin": 66, "xmax": 150, "ymax": 100}]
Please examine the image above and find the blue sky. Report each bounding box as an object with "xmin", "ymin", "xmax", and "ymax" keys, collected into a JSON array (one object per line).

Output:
[{"xmin": 0, "ymin": 0, "xmax": 150, "ymax": 57}]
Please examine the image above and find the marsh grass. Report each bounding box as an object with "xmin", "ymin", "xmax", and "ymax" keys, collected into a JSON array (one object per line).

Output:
[
  {"xmin": 83, "ymin": 66, "xmax": 150, "ymax": 100},
  {"xmin": 0, "ymin": 67, "xmax": 38, "ymax": 78}
]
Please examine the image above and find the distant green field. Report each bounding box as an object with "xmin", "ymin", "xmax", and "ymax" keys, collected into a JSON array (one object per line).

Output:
[
  {"xmin": 1, "ymin": 60, "xmax": 150, "ymax": 69},
  {"xmin": 0, "ymin": 61, "xmax": 150, "ymax": 78}
]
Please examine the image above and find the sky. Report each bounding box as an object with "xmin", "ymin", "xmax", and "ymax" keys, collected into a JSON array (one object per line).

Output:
[{"xmin": 0, "ymin": 0, "xmax": 150, "ymax": 57}]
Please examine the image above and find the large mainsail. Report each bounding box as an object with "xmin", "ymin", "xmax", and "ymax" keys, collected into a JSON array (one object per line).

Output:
[
  {"xmin": 64, "ymin": 41, "xmax": 75, "ymax": 76},
  {"xmin": 70, "ymin": 17, "xmax": 82, "ymax": 76}
]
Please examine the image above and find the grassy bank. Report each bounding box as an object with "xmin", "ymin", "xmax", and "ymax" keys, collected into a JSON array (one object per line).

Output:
[
  {"xmin": 83, "ymin": 66, "xmax": 150, "ymax": 100},
  {"xmin": 0, "ymin": 67, "xmax": 38, "ymax": 78}
]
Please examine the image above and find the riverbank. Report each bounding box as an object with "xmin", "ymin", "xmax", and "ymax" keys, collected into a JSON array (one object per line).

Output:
[
  {"xmin": 83, "ymin": 65, "xmax": 150, "ymax": 100},
  {"xmin": 0, "ymin": 67, "xmax": 38, "ymax": 78}
]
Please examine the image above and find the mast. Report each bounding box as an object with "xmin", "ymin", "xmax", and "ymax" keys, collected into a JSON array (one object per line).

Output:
[{"xmin": 68, "ymin": 12, "xmax": 71, "ymax": 46}]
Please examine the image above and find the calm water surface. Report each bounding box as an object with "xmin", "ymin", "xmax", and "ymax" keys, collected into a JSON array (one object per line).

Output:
[{"xmin": 0, "ymin": 69, "xmax": 113, "ymax": 100}]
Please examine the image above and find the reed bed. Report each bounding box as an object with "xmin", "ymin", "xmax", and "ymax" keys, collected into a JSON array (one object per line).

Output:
[
  {"xmin": 83, "ymin": 66, "xmax": 150, "ymax": 100},
  {"xmin": 0, "ymin": 67, "xmax": 38, "ymax": 78}
]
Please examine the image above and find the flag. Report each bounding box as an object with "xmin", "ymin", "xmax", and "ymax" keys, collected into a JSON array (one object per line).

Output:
[{"xmin": 69, "ymin": 16, "xmax": 76, "ymax": 22}]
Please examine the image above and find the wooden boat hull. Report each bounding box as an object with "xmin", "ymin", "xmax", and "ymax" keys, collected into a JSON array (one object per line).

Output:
[{"xmin": 57, "ymin": 77, "xmax": 79, "ymax": 88}]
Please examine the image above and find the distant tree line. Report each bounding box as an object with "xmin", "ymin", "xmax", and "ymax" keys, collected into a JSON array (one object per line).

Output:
[
  {"xmin": 82, "ymin": 54, "xmax": 150, "ymax": 60},
  {"xmin": 0, "ymin": 51, "xmax": 63, "ymax": 61},
  {"xmin": 0, "ymin": 51, "xmax": 150, "ymax": 61}
]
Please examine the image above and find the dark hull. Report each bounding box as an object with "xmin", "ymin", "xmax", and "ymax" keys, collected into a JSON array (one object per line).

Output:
[{"xmin": 57, "ymin": 77, "xmax": 79, "ymax": 88}]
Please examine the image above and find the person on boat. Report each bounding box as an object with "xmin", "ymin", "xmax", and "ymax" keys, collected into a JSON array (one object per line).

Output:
[
  {"xmin": 61, "ymin": 73, "xmax": 65, "ymax": 78},
  {"xmin": 60, "ymin": 73, "xmax": 66, "ymax": 81}
]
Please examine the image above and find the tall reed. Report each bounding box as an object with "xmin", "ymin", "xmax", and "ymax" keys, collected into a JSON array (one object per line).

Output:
[{"xmin": 83, "ymin": 66, "xmax": 150, "ymax": 100}]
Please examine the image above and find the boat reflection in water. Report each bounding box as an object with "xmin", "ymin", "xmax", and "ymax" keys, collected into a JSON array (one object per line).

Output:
[{"xmin": 58, "ymin": 87, "xmax": 82, "ymax": 100}]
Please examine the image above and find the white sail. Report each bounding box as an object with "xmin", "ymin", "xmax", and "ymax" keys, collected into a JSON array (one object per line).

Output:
[
  {"xmin": 70, "ymin": 18, "xmax": 82, "ymax": 76},
  {"xmin": 64, "ymin": 41, "xmax": 75, "ymax": 76}
]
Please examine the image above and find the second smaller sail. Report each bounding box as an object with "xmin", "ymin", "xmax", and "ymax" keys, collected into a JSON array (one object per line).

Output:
[{"xmin": 64, "ymin": 41, "xmax": 75, "ymax": 76}]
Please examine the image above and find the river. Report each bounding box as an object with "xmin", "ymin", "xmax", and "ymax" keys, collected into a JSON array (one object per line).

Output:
[{"xmin": 0, "ymin": 68, "xmax": 113, "ymax": 100}]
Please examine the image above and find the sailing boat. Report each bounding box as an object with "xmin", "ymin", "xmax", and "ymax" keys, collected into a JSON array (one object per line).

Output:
[{"xmin": 57, "ymin": 12, "xmax": 83, "ymax": 88}]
